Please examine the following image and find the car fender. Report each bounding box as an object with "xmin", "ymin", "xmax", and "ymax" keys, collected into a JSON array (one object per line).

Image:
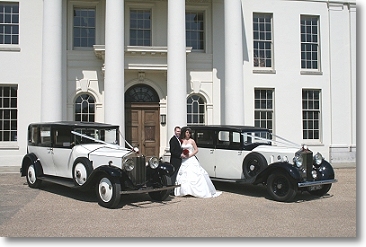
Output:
[
  {"xmin": 78, "ymin": 165, "xmax": 123, "ymax": 191},
  {"xmin": 317, "ymin": 160, "xmax": 335, "ymax": 180},
  {"xmin": 157, "ymin": 161, "xmax": 175, "ymax": 176},
  {"xmin": 253, "ymin": 162, "xmax": 301, "ymax": 185},
  {"xmin": 21, "ymin": 153, "xmax": 43, "ymax": 177}
]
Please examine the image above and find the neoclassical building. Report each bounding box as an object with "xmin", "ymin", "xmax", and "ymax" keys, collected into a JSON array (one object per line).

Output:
[{"xmin": 0, "ymin": 0, "xmax": 356, "ymax": 168}]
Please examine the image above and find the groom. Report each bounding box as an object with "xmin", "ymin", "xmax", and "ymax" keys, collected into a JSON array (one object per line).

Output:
[{"xmin": 169, "ymin": 126, "xmax": 183, "ymax": 186}]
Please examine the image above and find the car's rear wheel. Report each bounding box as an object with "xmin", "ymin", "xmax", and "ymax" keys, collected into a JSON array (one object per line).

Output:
[
  {"xmin": 26, "ymin": 163, "xmax": 42, "ymax": 188},
  {"xmin": 243, "ymin": 152, "xmax": 268, "ymax": 178},
  {"xmin": 308, "ymin": 184, "xmax": 332, "ymax": 197},
  {"xmin": 267, "ymin": 171, "xmax": 297, "ymax": 202},
  {"xmin": 72, "ymin": 158, "xmax": 93, "ymax": 186},
  {"xmin": 96, "ymin": 175, "xmax": 121, "ymax": 208},
  {"xmin": 149, "ymin": 174, "xmax": 172, "ymax": 201}
]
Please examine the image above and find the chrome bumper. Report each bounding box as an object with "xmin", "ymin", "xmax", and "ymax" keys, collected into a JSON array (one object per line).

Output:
[{"xmin": 298, "ymin": 179, "xmax": 337, "ymax": 188}]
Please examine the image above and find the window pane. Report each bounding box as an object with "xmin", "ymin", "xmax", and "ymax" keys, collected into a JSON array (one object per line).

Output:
[
  {"xmin": 300, "ymin": 15, "xmax": 320, "ymax": 70},
  {"xmin": 0, "ymin": 86, "xmax": 18, "ymax": 142},
  {"xmin": 73, "ymin": 7, "xmax": 96, "ymax": 48},
  {"xmin": 187, "ymin": 95, "xmax": 205, "ymax": 125},
  {"xmin": 186, "ymin": 11, "xmax": 204, "ymax": 50},
  {"xmin": 302, "ymin": 89, "xmax": 321, "ymax": 140},
  {"xmin": 254, "ymin": 89, "xmax": 274, "ymax": 133},
  {"xmin": 74, "ymin": 94, "xmax": 96, "ymax": 122},
  {"xmin": 130, "ymin": 9, "xmax": 151, "ymax": 46},
  {"xmin": 253, "ymin": 13, "xmax": 273, "ymax": 68}
]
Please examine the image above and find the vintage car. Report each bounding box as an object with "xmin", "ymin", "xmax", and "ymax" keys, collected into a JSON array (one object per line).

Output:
[
  {"xmin": 20, "ymin": 121, "xmax": 178, "ymax": 208},
  {"xmin": 183, "ymin": 125, "xmax": 337, "ymax": 202}
]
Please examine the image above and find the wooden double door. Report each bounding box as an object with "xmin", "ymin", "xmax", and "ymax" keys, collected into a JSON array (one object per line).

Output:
[{"xmin": 125, "ymin": 103, "xmax": 160, "ymax": 159}]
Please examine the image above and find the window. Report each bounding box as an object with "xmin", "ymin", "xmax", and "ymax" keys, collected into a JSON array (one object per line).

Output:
[
  {"xmin": 125, "ymin": 84, "xmax": 159, "ymax": 102},
  {"xmin": 253, "ymin": 13, "xmax": 273, "ymax": 68},
  {"xmin": 187, "ymin": 95, "xmax": 205, "ymax": 125},
  {"xmin": 0, "ymin": 2, "xmax": 19, "ymax": 44},
  {"xmin": 194, "ymin": 129, "xmax": 214, "ymax": 148},
  {"xmin": 0, "ymin": 86, "xmax": 17, "ymax": 141},
  {"xmin": 254, "ymin": 89, "xmax": 274, "ymax": 133},
  {"xmin": 73, "ymin": 7, "xmax": 96, "ymax": 48},
  {"xmin": 302, "ymin": 89, "xmax": 321, "ymax": 140},
  {"xmin": 186, "ymin": 11, "xmax": 204, "ymax": 51},
  {"xmin": 130, "ymin": 9, "xmax": 151, "ymax": 46},
  {"xmin": 301, "ymin": 16, "xmax": 319, "ymax": 70},
  {"xmin": 74, "ymin": 94, "xmax": 95, "ymax": 122}
]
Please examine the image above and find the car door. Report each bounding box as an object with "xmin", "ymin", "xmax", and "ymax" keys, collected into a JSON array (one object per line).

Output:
[
  {"xmin": 214, "ymin": 130, "xmax": 245, "ymax": 179},
  {"xmin": 192, "ymin": 129, "xmax": 216, "ymax": 177},
  {"xmin": 35, "ymin": 126, "xmax": 56, "ymax": 175},
  {"xmin": 51, "ymin": 127, "xmax": 74, "ymax": 178}
]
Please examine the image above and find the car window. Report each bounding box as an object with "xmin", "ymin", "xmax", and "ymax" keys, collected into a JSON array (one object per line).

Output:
[
  {"xmin": 217, "ymin": 131, "xmax": 242, "ymax": 150},
  {"xmin": 29, "ymin": 126, "xmax": 39, "ymax": 146},
  {"xmin": 54, "ymin": 128, "xmax": 72, "ymax": 148},
  {"xmin": 194, "ymin": 129, "xmax": 214, "ymax": 148},
  {"xmin": 39, "ymin": 126, "xmax": 51, "ymax": 147}
]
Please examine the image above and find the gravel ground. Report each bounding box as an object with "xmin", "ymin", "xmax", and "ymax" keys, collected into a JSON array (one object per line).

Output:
[{"xmin": 0, "ymin": 167, "xmax": 357, "ymax": 239}]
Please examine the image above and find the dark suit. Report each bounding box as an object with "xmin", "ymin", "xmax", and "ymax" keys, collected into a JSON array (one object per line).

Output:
[{"xmin": 169, "ymin": 135, "xmax": 182, "ymax": 184}]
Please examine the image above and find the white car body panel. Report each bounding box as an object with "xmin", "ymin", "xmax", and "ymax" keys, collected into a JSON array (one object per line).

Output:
[
  {"xmin": 196, "ymin": 145, "xmax": 301, "ymax": 180},
  {"xmin": 29, "ymin": 143, "xmax": 131, "ymax": 179}
]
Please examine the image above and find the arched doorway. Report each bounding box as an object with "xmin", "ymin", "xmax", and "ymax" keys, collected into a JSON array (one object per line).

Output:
[{"xmin": 125, "ymin": 84, "xmax": 160, "ymax": 158}]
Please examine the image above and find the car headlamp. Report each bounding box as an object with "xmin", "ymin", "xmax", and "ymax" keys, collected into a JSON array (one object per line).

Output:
[
  {"xmin": 149, "ymin": 157, "xmax": 159, "ymax": 169},
  {"xmin": 294, "ymin": 154, "xmax": 303, "ymax": 168},
  {"xmin": 313, "ymin": 152, "xmax": 323, "ymax": 167},
  {"xmin": 123, "ymin": 158, "xmax": 135, "ymax": 172}
]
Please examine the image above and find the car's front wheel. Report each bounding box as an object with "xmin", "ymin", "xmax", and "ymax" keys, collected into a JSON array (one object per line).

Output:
[
  {"xmin": 149, "ymin": 174, "xmax": 172, "ymax": 201},
  {"xmin": 26, "ymin": 163, "xmax": 42, "ymax": 188},
  {"xmin": 72, "ymin": 158, "xmax": 93, "ymax": 186},
  {"xmin": 95, "ymin": 175, "xmax": 121, "ymax": 209},
  {"xmin": 267, "ymin": 171, "xmax": 297, "ymax": 202},
  {"xmin": 243, "ymin": 152, "xmax": 268, "ymax": 178},
  {"xmin": 308, "ymin": 184, "xmax": 332, "ymax": 197}
]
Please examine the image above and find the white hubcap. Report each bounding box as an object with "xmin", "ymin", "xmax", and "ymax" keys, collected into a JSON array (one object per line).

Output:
[
  {"xmin": 74, "ymin": 163, "xmax": 87, "ymax": 185},
  {"xmin": 99, "ymin": 178, "xmax": 113, "ymax": 202},
  {"xmin": 27, "ymin": 165, "xmax": 36, "ymax": 184}
]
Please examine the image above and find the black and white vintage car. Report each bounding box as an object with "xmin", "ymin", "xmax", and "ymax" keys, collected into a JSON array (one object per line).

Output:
[
  {"xmin": 184, "ymin": 125, "xmax": 337, "ymax": 202},
  {"xmin": 20, "ymin": 121, "xmax": 178, "ymax": 208}
]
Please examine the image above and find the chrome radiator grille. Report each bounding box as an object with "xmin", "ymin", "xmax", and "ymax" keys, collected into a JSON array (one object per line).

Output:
[
  {"xmin": 129, "ymin": 156, "xmax": 146, "ymax": 185},
  {"xmin": 302, "ymin": 150, "xmax": 313, "ymax": 180}
]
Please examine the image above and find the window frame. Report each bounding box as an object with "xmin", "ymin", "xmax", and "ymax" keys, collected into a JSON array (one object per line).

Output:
[
  {"xmin": 254, "ymin": 88, "xmax": 274, "ymax": 134},
  {"xmin": 186, "ymin": 10, "xmax": 205, "ymax": 52},
  {"xmin": 125, "ymin": 2, "xmax": 154, "ymax": 47},
  {"xmin": 300, "ymin": 15, "xmax": 321, "ymax": 74},
  {"xmin": 67, "ymin": 1, "xmax": 101, "ymax": 51},
  {"xmin": 185, "ymin": 3, "xmax": 211, "ymax": 54},
  {"xmin": 302, "ymin": 89, "xmax": 322, "ymax": 143},
  {"xmin": 252, "ymin": 13, "xmax": 274, "ymax": 72},
  {"xmin": 0, "ymin": 2, "xmax": 20, "ymax": 51},
  {"xmin": 129, "ymin": 8, "xmax": 152, "ymax": 46},
  {"xmin": 0, "ymin": 85, "xmax": 18, "ymax": 148},
  {"xmin": 74, "ymin": 93, "xmax": 96, "ymax": 122},
  {"xmin": 187, "ymin": 94, "xmax": 206, "ymax": 125}
]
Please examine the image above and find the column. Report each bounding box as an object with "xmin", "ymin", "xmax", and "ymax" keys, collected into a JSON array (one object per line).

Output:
[
  {"xmin": 167, "ymin": 0, "xmax": 187, "ymax": 141},
  {"xmin": 224, "ymin": 0, "xmax": 244, "ymax": 125},
  {"xmin": 41, "ymin": 0, "xmax": 63, "ymax": 122},
  {"xmin": 104, "ymin": 0, "xmax": 125, "ymax": 141}
]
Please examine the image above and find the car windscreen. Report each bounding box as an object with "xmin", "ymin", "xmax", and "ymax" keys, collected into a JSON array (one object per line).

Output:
[
  {"xmin": 73, "ymin": 128, "xmax": 118, "ymax": 145},
  {"xmin": 242, "ymin": 131, "xmax": 272, "ymax": 146}
]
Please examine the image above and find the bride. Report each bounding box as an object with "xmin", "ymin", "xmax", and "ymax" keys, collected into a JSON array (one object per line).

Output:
[{"xmin": 174, "ymin": 127, "xmax": 222, "ymax": 198}]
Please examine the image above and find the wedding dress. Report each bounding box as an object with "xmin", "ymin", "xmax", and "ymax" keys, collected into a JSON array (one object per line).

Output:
[{"xmin": 174, "ymin": 143, "xmax": 222, "ymax": 198}]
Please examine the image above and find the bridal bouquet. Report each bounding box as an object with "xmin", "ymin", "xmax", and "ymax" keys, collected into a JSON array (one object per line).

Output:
[{"xmin": 182, "ymin": 149, "xmax": 189, "ymax": 156}]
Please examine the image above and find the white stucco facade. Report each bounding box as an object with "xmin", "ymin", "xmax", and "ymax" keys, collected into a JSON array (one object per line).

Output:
[{"xmin": 0, "ymin": 0, "xmax": 356, "ymax": 168}]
